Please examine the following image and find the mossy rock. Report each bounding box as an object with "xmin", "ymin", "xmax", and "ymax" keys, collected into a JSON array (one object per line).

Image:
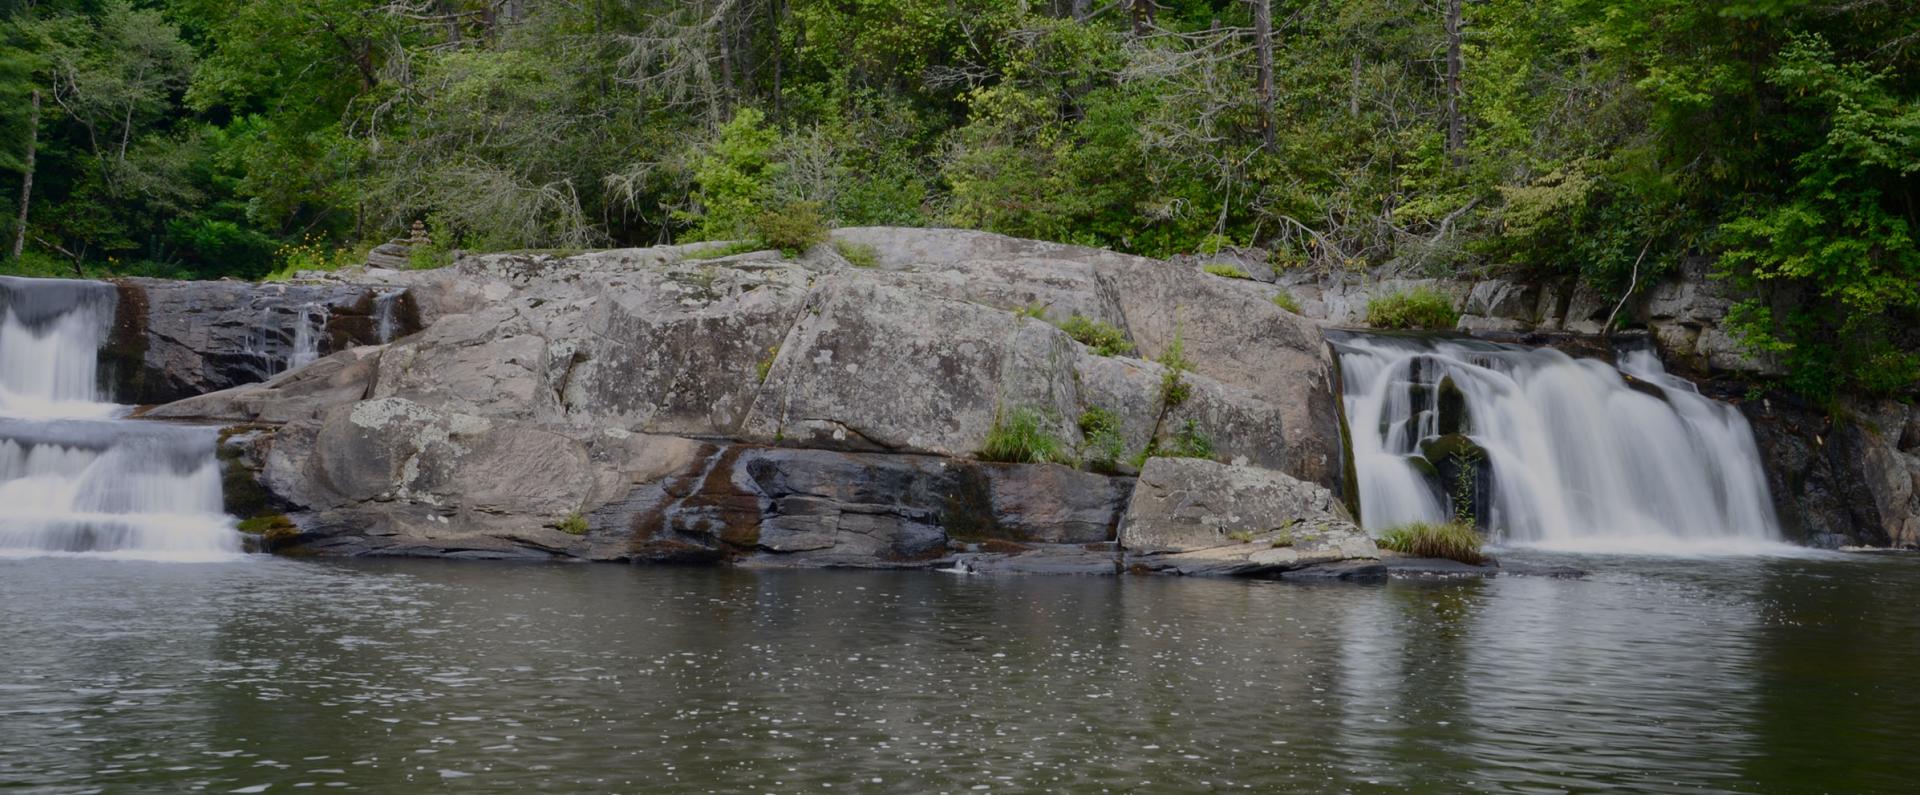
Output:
[
  {"xmin": 1418, "ymin": 433, "xmax": 1483, "ymax": 463},
  {"xmin": 236, "ymin": 514, "xmax": 301, "ymax": 553}
]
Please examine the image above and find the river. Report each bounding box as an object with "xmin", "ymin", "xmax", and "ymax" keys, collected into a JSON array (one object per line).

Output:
[{"xmin": 2, "ymin": 552, "xmax": 1916, "ymax": 793}]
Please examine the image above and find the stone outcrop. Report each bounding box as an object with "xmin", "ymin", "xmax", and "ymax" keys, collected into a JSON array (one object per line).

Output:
[
  {"xmin": 149, "ymin": 228, "xmax": 1379, "ymax": 572},
  {"xmin": 1118, "ymin": 458, "xmax": 1379, "ymax": 577}
]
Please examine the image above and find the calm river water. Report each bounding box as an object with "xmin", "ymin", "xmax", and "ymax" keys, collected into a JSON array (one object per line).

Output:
[{"xmin": 2, "ymin": 552, "xmax": 1916, "ymax": 793}]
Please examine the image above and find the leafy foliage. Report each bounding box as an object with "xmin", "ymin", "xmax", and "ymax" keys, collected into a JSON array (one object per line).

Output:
[{"xmin": 0, "ymin": 0, "xmax": 1911, "ymax": 400}]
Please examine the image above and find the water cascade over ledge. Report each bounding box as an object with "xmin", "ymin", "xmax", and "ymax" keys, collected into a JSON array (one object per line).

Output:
[
  {"xmin": 0, "ymin": 276, "xmax": 240, "ymax": 560},
  {"xmin": 1332, "ymin": 333, "xmax": 1783, "ymax": 554}
]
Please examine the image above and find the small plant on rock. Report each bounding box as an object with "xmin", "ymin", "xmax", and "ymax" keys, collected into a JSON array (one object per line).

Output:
[
  {"xmin": 1057, "ymin": 315, "xmax": 1134, "ymax": 357},
  {"xmin": 1157, "ymin": 334, "xmax": 1193, "ymax": 406},
  {"xmin": 834, "ymin": 240, "xmax": 880, "ymax": 268},
  {"xmin": 1077, "ymin": 406, "xmax": 1128, "ymax": 474},
  {"xmin": 1365, "ymin": 287, "xmax": 1458, "ymax": 330},
  {"xmin": 1376, "ymin": 521, "xmax": 1483, "ymax": 564},
  {"xmin": 1272, "ymin": 290, "xmax": 1301, "ymax": 313},
  {"xmin": 558, "ymin": 512, "xmax": 590, "ymax": 535},
  {"xmin": 1202, "ymin": 263, "xmax": 1252, "ymax": 280},
  {"xmin": 752, "ymin": 200, "xmax": 828, "ymax": 257},
  {"xmin": 979, "ymin": 408, "xmax": 1075, "ymax": 465}
]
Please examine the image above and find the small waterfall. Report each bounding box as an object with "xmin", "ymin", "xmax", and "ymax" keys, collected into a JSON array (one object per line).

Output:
[
  {"xmin": 374, "ymin": 288, "xmax": 402, "ymax": 343},
  {"xmin": 0, "ymin": 277, "xmax": 241, "ymax": 561},
  {"xmin": 0, "ymin": 276, "xmax": 117, "ymax": 418},
  {"xmin": 250, "ymin": 302, "xmax": 328, "ymax": 376},
  {"xmin": 1334, "ymin": 333, "xmax": 1783, "ymax": 554}
]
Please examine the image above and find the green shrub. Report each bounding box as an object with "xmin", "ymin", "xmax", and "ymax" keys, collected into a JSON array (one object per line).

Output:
[
  {"xmin": 1272, "ymin": 290, "xmax": 1301, "ymax": 313},
  {"xmin": 407, "ymin": 240, "xmax": 453, "ymax": 271},
  {"xmin": 1013, "ymin": 303, "xmax": 1049, "ymax": 320},
  {"xmin": 1166, "ymin": 419, "xmax": 1214, "ymax": 460},
  {"xmin": 1078, "ymin": 406, "xmax": 1127, "ymax": 473},
  {"xmin": 1202, "ymin": 263, "xmax": 1251, "ymax": 280},
  {"xmin": 834, "ymin": 240, "xmax": 880, "ymax": 268},
  {"xmin": 752, "ymin": 200, "xmax": 829, "ymax": 256},
  {"xmin": 1057, "ymin": 315, "xmax": 1135, "ymax": 356},
  {"xmin": 1157, "ymin": 335, "xmax": 1193, "ymax": 406},
  {"xmin": 1376, "ymin": 521, "xmax": 1484, "ymax": 564},
  {"xmin": 558, "ymin": 512, "xmax": 589, "ymax": 535},
  {"xmin": 1365, "ymin": 288, "xmax": 1458, "ymax": 330},
  {"xmin": 979, "ymin": 408, "xmax": 1075, "ymax": 465}
]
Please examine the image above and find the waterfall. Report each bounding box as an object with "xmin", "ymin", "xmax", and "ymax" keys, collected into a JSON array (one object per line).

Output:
[
  {"xmin": 1333, "ymin": 333, "xmax": 1783, "ymax": 554},
  {"xmin": 0, "ymin": 277, "xmax": 240, "ymax": 561},
  {"xmin": 0, "ymin": 276, "xmax": 117, "ymax": 418},
  {"xmin": 374, "ymin": 288, "xmax": 402, "ymax": 343},
  {"xmin": 249, "ymin": 301, "xmax": 327, "ymax": 376}
]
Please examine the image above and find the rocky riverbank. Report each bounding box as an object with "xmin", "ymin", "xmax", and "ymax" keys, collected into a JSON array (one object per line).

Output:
[
  {"xmin": 141, "ymin": 228, "xmax": 1407, "ymax": 576},
  {"xmin": 115, "ymin": 227, "xmax": 1920, "ymax": 566}
]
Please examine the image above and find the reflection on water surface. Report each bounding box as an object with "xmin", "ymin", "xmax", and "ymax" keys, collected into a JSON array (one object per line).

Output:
[{"xmin": 1, "ymin": 553, "xmax": 1915, "ymax": 792}]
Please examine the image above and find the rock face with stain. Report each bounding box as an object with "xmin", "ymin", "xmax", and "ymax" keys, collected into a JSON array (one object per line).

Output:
[
  {"xmin": 151, "ymin": 228, "xmax": 1366, "ymax": 572},
  {"xmin": 108, "ymin": 278, "xmax": 422, "ymax": 404}
]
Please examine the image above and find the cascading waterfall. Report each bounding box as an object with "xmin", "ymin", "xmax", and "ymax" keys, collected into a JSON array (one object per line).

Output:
[
  {"xmin": 249, "ymin": 301, "xmax": 327, "ymax": 376},
  {"xmin": 1333, "ymin": 333, "xmax": 1783, "ymax": 554},
  {"xmin": 0, "ymin": 276, "xmax": 240, "ymax": 561},
  {"xmin": 0, "ymin": 276, "xmax": 117, "ymax": 418}
]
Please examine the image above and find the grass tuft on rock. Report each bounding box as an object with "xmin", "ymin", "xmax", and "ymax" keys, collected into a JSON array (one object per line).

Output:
[
  {"xmin": 834, "ymin": 240, "xmax": 880, "ymax": 268},
  {"xmin": 558, "ymin": 512, "xmax": 589, "ymax": 535},
  {"xmin": 1376, "ymin": 520, "xmax": 1484, "ymax": 564},
  {"xmin": 1077, "ymin": 406, "xmax": 1127, "ymax": 474},
  {"xmin": 1272, "ymin": 290, "xmax": 1301, "ymax": 313},
  {"xmin": 979, "ymin": 408, "xmax": 1075, "ymax": 466},
  {"xmin": 1056, "ymin": 314, "xmax": 1134, "ymax": 357},
  {"xmin": 1202, "ymin": 263, "xmax": 1252, "ymax": 279},
  {"xmin": 1365, "ymin": 287, "xmax": 1458, "ymax": 330}
]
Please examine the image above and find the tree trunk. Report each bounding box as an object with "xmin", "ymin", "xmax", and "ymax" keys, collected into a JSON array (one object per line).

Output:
[
  {"xmin": 1251, "ymin": 0, "xmax": 1274, "ymax": 151},
  {"xmin": 1443, "ymin": 0, "xmax": 1465, "ymax": 167},
  {"xmin": 11, "ymin": 89, "xmax": 37, "ymax": 261},
  {"xmin": 1131, "ymin": 0, "xmax": 1152, "ymax": 36}
]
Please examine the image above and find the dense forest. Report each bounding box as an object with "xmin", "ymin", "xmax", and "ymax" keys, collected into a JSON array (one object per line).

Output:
[{"xmin": 0, "ymin": 0, "xmax": 1915, "ymax": 399}]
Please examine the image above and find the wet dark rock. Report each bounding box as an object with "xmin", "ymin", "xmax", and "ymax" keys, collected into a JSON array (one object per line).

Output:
[{"xmin": 107, "ymin": 278, "xmax": 421, "ymax": 404}]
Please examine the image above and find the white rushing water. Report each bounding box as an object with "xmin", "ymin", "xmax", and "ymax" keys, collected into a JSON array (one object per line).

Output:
[
  {"xmin": 0, "ymin": 277, "xmax": 117, "ymax": 419},
  {"xmin": 1334, "ymin": 333, "xmax": 1784, "ymax": 554},
  {"xmin": 0, "ymin": 277, "xmax": 241, "ymax": 561},
  {"xmin": 251, "ymin": 302, "xmax": 327, "ymax": 376}
]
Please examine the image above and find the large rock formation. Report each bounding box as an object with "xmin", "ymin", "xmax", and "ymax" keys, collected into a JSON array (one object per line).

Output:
[{"xmin": 151, "ymin": 228, "xmax": 1370, "ymax": 571}]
